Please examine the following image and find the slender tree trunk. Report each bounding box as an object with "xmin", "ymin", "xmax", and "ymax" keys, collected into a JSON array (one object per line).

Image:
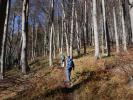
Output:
[
  {"xmin": 57, "ymin": 3, "xmax": 60, "ymax": 50},
  {"xmin": 64, "ymin": 23, "xmax": 69, "ymax": 56},
  {"xmin": 49, "ymin": 0, "xmax": 54, "ymax": 66},
  {"xmin": 121, "ymin": 3, "xmax": 128, "ymax": 52},
  {"xmin": 83, "ymin": 0, "xmax": 87, "ymax": 54},
  {"xmin": 70, "ymin": 0, "xmax": 74, "ymax": 58},
  {"xmin": 31, "ymin": 25, "xmax": 35, "ymax": 60},
  {"xmin": 129, "ymin": 0, "xmax": 133, "ymax": 43},
  {"xmin": 93, "ymin": 0, "xmax": 100, "ymax": 59},
  {"xmin": 61, "ymin": 14, "xmax": 64, "ymax": 56},
  {"xmin": 35, "ymin": 24, "xmax": 38, "ymax": 57},
  {"xmin": 57, "ymin": 31, "xmax": 60, "ymax": 50},
  {"xmin": 102, "ymin": 0, "xmax": 110, "ymax": 56},
  {"xmin": 49, "ymin": 23, "xmax": 54, "ymax": 66},
  {"xmin": 113, "ymin": 7, "xmax": 120, "ymax": 53},
  {"xmin": 53, "ymin": 25, "xmax": 56, "ymax": 59},
  {"xmin": 101, "ymin": 21, "xmax": 104, "ymax": 55},
  {"xmin": 0, "ymin": 0, "xmax": 7, "ymax": 79},
  {"xmin": 75, "ymin": 10, "xmax": 80, "ymax": 56},
  {"xmin": 43, "ymin": 31, "xmax": 46, "ymax": 56},
  {"xmin": 61, "ymin": 2, "xmax": 69, "ymax": 56},
  {"xmin": 21, "ymin": 0, "xmax": 30, "ymax": 74},
  {"xmin": 0, "ymin": 0, "xmax": 7, "ymax": 55},
  {"xmin": 0, "ymin": 0, "xmax": 10, "ymax": 79}
]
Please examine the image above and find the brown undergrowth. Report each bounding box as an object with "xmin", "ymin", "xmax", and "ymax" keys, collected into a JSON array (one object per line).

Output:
[{"xmin": 1, "ymin": 48, "xmax": 133, "ymax": 100}]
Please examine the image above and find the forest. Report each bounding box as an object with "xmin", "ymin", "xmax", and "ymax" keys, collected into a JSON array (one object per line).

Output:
[{"xmin": 0, "ymin": 0, "xmax": 133, "ymax": 99}]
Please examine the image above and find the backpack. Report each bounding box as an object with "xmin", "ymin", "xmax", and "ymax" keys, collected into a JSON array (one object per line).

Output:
[{"xmin": 67, "ymin": 58, "xmax": 74, "ymax": 70}]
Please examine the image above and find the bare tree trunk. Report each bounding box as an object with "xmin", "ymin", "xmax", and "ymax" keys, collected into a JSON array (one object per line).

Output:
[
  {"xmin": 49, "ymin": 0, "xmax": 54, "ymax": 66},
  {"xmin": 64, "ymin": 23, "xmax": 69, "ymax": 56},
  {"xmin": 21, "ymin": 0, "xmax": 30, "ymax": 74},
  {"xmin": 113, "ymin": 7, "xmax": 120, "ymax": 53},
  {"xmin": 83, "ymin": 0, "xmax": 87, "ymax": 54},
  {"xmin": 49, "ymin": 23, "xmax": 54, "ymax": 66},
  {"xmin": 101, "ymin": 20, "xmax": 104, "ymax": 55},
  {"xmin": 0, "ymin": 0, "xmax": 10, "ymax": 79},
  {"xmin": 34, "ymin": 24, "xmax": 38, "ymax": 57},
  {"xmin": 60, "ymin": 14, "xmax": 64, "ymax": 57},
  {"xmin": 93, "ymin": 0, "xmax": 100, "ymax": 59},
  {"xmin": 129, "ymin": 0, "xmax": 133, "ymax": 43},
  {"xmin": 61, "ymin": 2, "xmax": 69, "ymax": 56},
  {"xmin": 43, "ymin": 31, "xmax": 47, "ymax": 56},
  {"xmin": 102, "ymin": 0, "xmax": 110, "ymax": 56},
  {"xmin": 121, "ymin": 3, "xmax": 128, "ymax": 52},
  {"xmin": 53, "ymin": 25, "xmax": 56, "ymax": 59},
  {"xmin": 57, "ymin": 31, "xmax": 60, "ymax": 50},
  {"xmin": 31, "ymin": 25, "xmax": 35, "ymax": 60},
  {"xmin": 70, "ymin": 0, "xmax": 74, "ymax": 58},
  {"xmin": 0, "ymin": 0, "xmax": 7, "ymax": 56},
  {"xmin": 75, "ymin": 10, "xmax": 80, "ymax": 56},
  {"xmin": 57, "ymin": 3, "xmax": 60, "ymax": 51}
]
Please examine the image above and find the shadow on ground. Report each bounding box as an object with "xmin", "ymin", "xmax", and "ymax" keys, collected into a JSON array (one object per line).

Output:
[{"xmin": 33, "ymin": 70, "xmax": 110, "ymax": 99}]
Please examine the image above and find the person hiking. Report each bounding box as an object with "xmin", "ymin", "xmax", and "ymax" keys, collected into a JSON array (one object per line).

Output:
[
  {"xmin": 66, "ymin": 56, "xmax": 75, "ymax": 82},
  {"xmin": 61, "ymin": 54, "xmax": 65, "ymax": 67}
]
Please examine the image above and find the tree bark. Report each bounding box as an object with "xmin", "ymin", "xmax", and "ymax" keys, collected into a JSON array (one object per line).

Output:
[
  {"xmin": 102, "ymin": 0, "xmax": 110, "ymax": 56},
  {"xmin": 64, "ymin": 22, "xmax": 70, "ymax": 56},
  {"xmin": 35, "ymin": 23, "xmax": 38, "ymax": 57},
  {"xmin": 0, "ymin": 0, "xmax": 7, "ymax": 57},
  {"xmin": 49, "ymin": 23, "xmax": 54, "ymax": 66},
  {"xmin": 60, "ymin": 14, "xmax": 64, "ymax": 57},
  {"xmin": 31, "ymin": 25, "xmax": 35, "ymax": 60},
  {"xmin": 83, "ymin": 0, "xmax": 87, "ymax": 54},
  {"xmin": 70, "ymin": 0, "xmax": 74, "ymax": 58},
  {"xmin": 0, "ymin": 0, "xmax": 10, "ymax": 79},
  {"xmin": 75, "ymin": 10, "xmax": 80, "ymax": 56},
  {"xmin": 49, "ymin": 0, "xmax": 54, "ymax": 66},
  {"xmin": 61, "ymin": 2, "xmax": 69, "ymax": 56},
  {"xmin": 93, "ymin": 0, "xmax": 100, "ymax": 59},
  {"xmin": 113, "ymin": 7, "xmax": 120, "ymax": 53},
  {"xmin": 129, "ymin": 0, "xmax": 133, "ymax": 43},
  {"xmin": 43, "ymin": 31, "xmax": 47, "ymax": 56},
  {"xmin": 53, "ymin": 25, "xmax": 56, "ymax": 59},
  {"xmin": 121, "ymin": 2, "xmax": 128, "ymax": 52},
  {"xmin": 21, "ymin": 0, "xmax": 30, "ymax": 74}
]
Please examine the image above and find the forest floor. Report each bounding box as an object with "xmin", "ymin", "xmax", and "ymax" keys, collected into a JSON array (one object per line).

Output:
[{"xmin": 1, "ymin": 48, "xmax": 133, "ymax": 100}]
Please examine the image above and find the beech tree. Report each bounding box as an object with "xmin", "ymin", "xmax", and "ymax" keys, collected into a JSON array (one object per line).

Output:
[
  {"xmin": 0, "ymin": 0, "xmax": 8, "ymax": 79},
  {"xmin": 93, "ymin": 0, "xmax": 100, "ymax": 59},
  {"xmin": 61, "ymin": 2, "xmax": 69, "ymax": 56},
  {"xmin": 21, "ymin": 0, "xmax": 30, "ymax": 74},
  {"xmin": 70, "ymin": 0, "xmax": 75, "ymax": 58},
  {"xmin": 120, "ymin": 0, "xmax": 127, "ymax": 52},
  {"xmin": 0, "ymin": 0, "xmax": 11, "ymax": 79},
  {"xmin": 0, "ymin": 0, "xmax": 7, "ymax": 53},
  {"xmin": 129, "ymin": 0, "xmax": 133, "ymax": 42},
  {"xmin": 101, "ymin": 0, "xmax": 110, "ymax": 56},
  {"xmin": 83, "ymin": 0, "xmax": 87, "ymax": 54},
  {"xmin": 49, "ymin": 0, "xmax": 54, "ymax": 66},
  {"xmin": 113, "ymin": 7, "xmax": 120, "ymax": 53}
]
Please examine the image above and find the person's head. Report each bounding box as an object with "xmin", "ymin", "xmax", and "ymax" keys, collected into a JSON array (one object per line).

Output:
[
  {"xmin": 67, "ymin": 56, "xmax": 70, "ymax": 58},
  {"xmin": 67, "ymin": 56, "xmax": 73, "ymax": 60}
]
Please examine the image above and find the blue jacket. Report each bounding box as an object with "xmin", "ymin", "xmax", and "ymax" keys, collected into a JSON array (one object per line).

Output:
[{"xmin": 66, "ymin": 56, "xmax": 74, "ymax": 70}]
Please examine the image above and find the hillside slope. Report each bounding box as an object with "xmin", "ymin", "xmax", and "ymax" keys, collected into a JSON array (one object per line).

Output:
[{"xmin": 1, "ymin": 49, "xmax": 133, "ymax": 100}]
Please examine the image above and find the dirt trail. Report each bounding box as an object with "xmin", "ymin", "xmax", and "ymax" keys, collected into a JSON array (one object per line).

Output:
[
  {"xmin": 46, "ymin": 67, "xmax": 75, "ymax": 100},
  {"xmin": 30, "ymin": 67, "xmax": 76, "ymax": 100}
]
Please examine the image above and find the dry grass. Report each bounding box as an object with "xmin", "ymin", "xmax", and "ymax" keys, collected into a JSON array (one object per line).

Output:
[{"xmin": 1, "ymin": 48, "xmax": 133, "ymax": 100}]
